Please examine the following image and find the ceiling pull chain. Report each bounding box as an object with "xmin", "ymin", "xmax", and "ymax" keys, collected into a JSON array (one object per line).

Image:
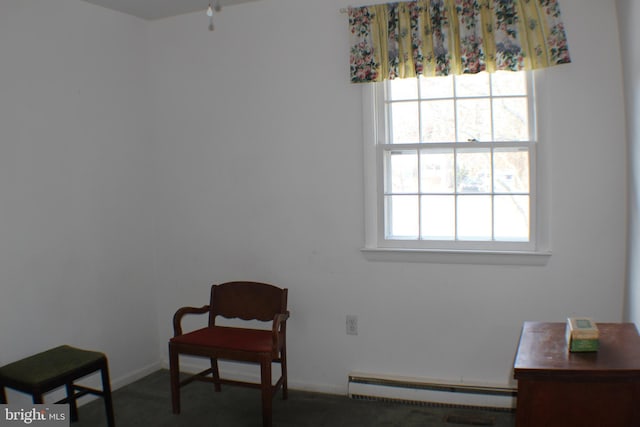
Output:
[
  {"xmin": 207, "ymin": 1, "xmax": 222, "ymax": 32},
  {"xmin": 207, "ymin": 3, "xmax": 214, "ymax": 31}
]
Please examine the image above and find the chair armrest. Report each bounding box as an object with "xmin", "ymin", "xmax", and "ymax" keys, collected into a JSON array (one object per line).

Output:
[
  {"xmin": 271, "ymin": 311, "xmax": 290, "ymax": 349},
  {"xmin": 173, "ymin": 305, "xmax": 210, "ymax": 337}
]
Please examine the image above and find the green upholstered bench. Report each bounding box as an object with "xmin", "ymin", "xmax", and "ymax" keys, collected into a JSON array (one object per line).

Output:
[{"xmin": 0, "ymin": 345, "xmax": 115, "ymax": 426}]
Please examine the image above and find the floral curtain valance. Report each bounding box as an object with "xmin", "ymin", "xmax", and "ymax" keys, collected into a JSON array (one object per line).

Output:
[{"xmin": 348, "ymin": 0, "xmax": 571, "ymax": 83}]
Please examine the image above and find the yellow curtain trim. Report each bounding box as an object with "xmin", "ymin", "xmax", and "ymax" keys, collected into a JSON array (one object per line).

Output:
[
  {"xmin": 521, "ymin": 0, "xmax": 548, "ymax": 69},
  {"xmin": 514, "ymin": 0, "xmax": 533, "ymax": 70},
  {"xmin": 481, "ymin": 0, "xmax": 496, "ymax": 73},
  {"xmin": 447, "ymin": 0, "xmax": 461, "ymax": 75},
  {"xmin": 421, "ymin": 1, "xmax": 436, "ymax": 77},
  {"xmin": 371, "ymin": 5, "xmax": 388, "ymax": 82},
  {"xmin": 398, "ymin": 4, "xmax": 415, "ymax": 79}
]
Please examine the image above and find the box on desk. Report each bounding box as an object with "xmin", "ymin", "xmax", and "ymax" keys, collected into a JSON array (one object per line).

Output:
[{"xmin": 566, "ymin": 317, "xmax": 599, "ymax": 352}]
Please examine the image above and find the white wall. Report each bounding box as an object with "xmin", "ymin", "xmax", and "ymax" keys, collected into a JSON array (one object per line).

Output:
[
  {"xmin": 0, "ymin": 0, "xmax": 159, "ymax": 398},
  {"xmin": 149, "ymin": 0, "xmax": 627, "ymax": 393},
  {"xmin": 618, "ymin": 1, "xmax": 640, "ymax": 326}
]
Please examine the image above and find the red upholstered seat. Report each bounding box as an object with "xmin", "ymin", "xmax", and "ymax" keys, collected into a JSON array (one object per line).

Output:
[{"xmin": 170, "ymin": 326, "xmax": 278, "ymax": 353}]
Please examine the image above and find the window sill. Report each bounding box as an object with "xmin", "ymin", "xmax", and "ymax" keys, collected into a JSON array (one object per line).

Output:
[{"xmin": 360, "ymin": 247, "xmax": 551, "ymax": 266}]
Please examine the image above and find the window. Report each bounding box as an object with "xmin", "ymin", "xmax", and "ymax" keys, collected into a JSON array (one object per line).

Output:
[{"xmin": 364, "ymin": 71, "xmax": 546, "ymax": 256}]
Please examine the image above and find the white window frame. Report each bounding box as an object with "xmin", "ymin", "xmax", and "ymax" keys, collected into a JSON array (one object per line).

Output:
[{"xmin": 362, "ymin": 71, "xmax": 551, "ymax": 265}]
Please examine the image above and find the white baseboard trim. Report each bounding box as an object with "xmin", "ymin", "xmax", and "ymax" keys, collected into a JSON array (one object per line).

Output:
[
  {"xmin": 159, "ymin": 358, "xmax": 345, "ymax": 396},
  {"xmin": 111, "ymin": 361, "xmax": 164, "ymax": 391},
  {"xmin": 74, "ymin": 361, "xmax": 162, "ymax": 407},
  {"xmin": 348, "ymin": 371, "xmax": 516, "ymax": 410}
]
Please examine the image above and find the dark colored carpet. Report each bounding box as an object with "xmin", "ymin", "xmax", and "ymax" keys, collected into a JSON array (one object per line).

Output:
[{"xmin": 76, "ymin": 370, "xmax": 515, "ymax": 427}]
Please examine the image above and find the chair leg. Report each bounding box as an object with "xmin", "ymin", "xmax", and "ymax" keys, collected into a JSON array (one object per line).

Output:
[
  {"xmin": 260, "ymin": 359, "xmax": 273, "ymax": 427},
  {"xmin": 280, "ymin": 346, "xmax": 288, "ymax": 400},
  {"xmin": 65, "ymin": 383, "xmax": 79, "ymax": 422},
  {"xmin": 210, "ymin": 358, "xmax": 221, "ymax": 392},
  {"xmin": 169, "ymin": 345, "xmax": 181, "ymax": 414},
  {"xmin": 100, "ymin": 362, "xmax": 116, "ymax": 427}
]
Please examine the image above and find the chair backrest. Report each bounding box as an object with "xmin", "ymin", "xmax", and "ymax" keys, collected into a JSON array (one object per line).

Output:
[{"xmin": 209, "ymin": 281, "xmax": 288, "ymax": 325}]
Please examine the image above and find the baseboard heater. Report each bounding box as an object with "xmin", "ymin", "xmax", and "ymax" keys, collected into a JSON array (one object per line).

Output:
[{"xmin": 348, "ymin": 372, "xmax": 516, "ymax": 411}]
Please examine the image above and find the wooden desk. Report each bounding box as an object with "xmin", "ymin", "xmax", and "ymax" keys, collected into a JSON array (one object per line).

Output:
[{"xmin": 513, "ymin": 322, "xmax": 640, "ymax": 427}]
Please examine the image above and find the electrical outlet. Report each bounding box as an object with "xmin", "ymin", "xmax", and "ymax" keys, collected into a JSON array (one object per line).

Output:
[{"xmin": 346, "ymin": 315, "xmax": 358, "ymax": 335}]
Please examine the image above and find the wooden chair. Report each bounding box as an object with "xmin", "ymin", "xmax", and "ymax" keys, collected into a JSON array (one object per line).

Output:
[{"xmin": 169, "ymin": 281, "xmax": 289, "ymax": 427}]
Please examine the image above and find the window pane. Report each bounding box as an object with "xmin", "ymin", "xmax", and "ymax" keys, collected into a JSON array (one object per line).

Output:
[
  {"xmin": 419, "ymin": 74, "xmax": 453, "ymax": 99},
  {"xmin": 385, "ymin": 195, "xmax": 419, "ymax": 239},
  {"xmin": 420, "ymin": 148, "xmax": 454, "ymax": 193},
  {"xmin": 494, "ymin": 195, "xmax": 529, "ymax": 241},
  {"xmin": 457, "ymin": 149, "xmax": 491, "ymax": 193},
  {"xmin": 457, "ymin": 195, "xmax": 492, "ymax": 240},
  {"xmin": 421, "ymin": 100, "xmax": 455, "ymax": 142},
  {"xmin": 378, "ymin": 71, "xmax": 534, "ymax": 249},
  {"xmin": 421, "ymin": 195, "xmax": 455, "ymax": 239},
  {"xmin": 389, "ymin": 78, "xmax": 419, "ymax": 101},
  {"xmin": 491, "ymin": 71, "xmax": 526, "ymax": 96},
  {"xmin": 455, "ymin": 72, "xmax": 490, "ymax": 97},
  {"xmin": 385, "ymin": 150, "xmax": 418, "ymax": 193},
  {"xmin": 494, "ymin": 148, "xmax": 529, "ymax": 193},
  {"xmin": 390, "ymin": 101, "xmax": 420, "ymax": 143},
  {"xmin": 493, "ymin": 97, "xmax": 528, "ymax": 141},
  {"xmin": 456, "ymin": 98, "xmax": 492, "ymax": 142}
]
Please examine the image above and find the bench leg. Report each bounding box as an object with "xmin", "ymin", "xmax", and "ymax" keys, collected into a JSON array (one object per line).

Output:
[
  {"xmin": 65, "ymin": 383, "xmax": 79, "ymax": 422},
  {"xmin": 100, "ymin": 362, "xmax": 115, "ymax": 427}
]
